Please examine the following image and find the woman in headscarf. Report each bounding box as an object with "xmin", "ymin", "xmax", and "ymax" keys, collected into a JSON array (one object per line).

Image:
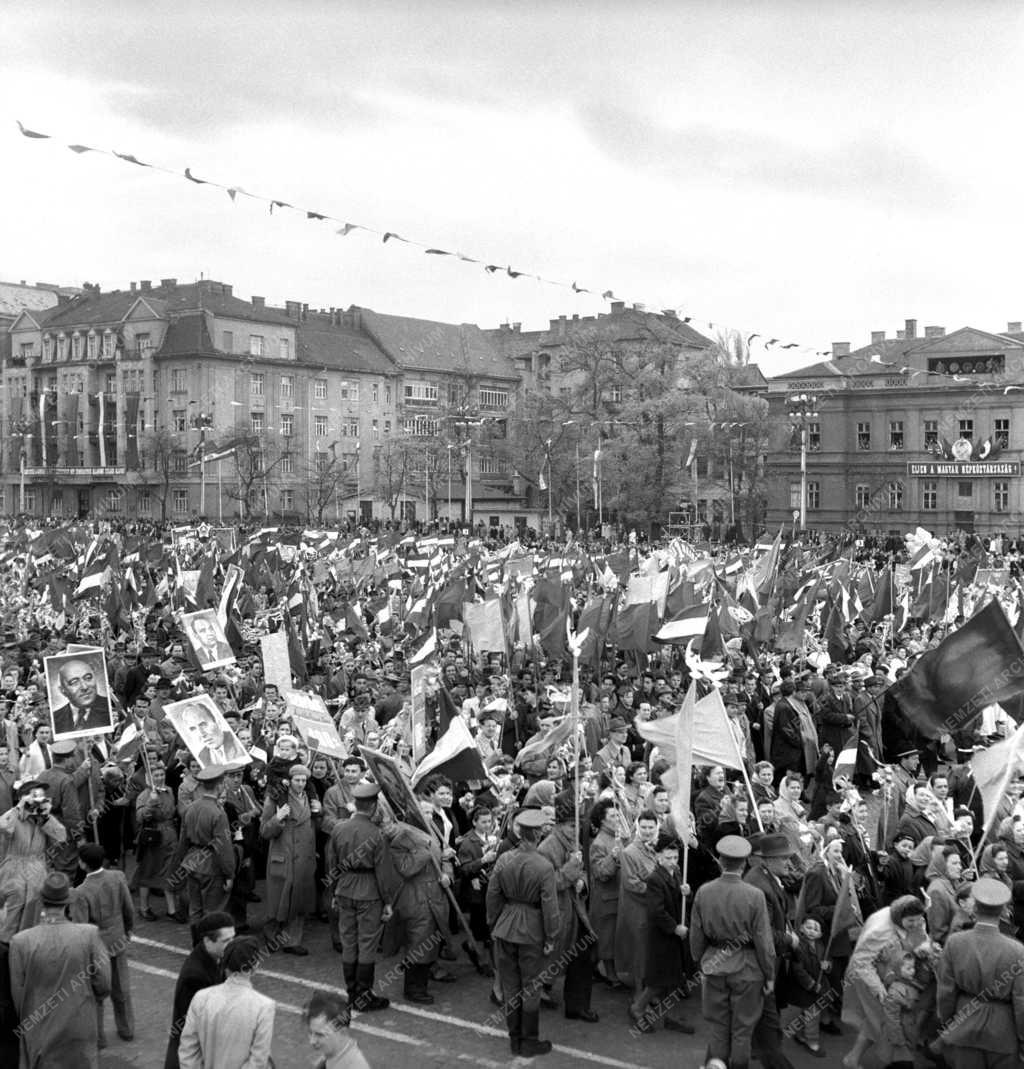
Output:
[
  {"xmin": 979, "ymin": 842, "xmax": 1024, "ymax": 936},
  {"xmin": 841, "ymin": 896, "xmax": 938, "ymax": 1069},
  {"xmin": 259, "ymin": 763, "xmax": 318, "ymax": 955}
]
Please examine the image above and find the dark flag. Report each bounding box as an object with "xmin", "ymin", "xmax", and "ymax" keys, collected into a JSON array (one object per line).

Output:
[{"xmin": 889, "ymin": 600, "xmax": 1024, "ymax": 737}]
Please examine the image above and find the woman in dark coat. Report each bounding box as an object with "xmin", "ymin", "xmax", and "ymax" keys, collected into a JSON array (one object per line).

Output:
[
  {"xmin": 627, "ymin": 833, "xmax": 695, "ymax": 1035},
  {"xmin": 130, "ymin": 760, "xmax": 179, "ymax": 920}
]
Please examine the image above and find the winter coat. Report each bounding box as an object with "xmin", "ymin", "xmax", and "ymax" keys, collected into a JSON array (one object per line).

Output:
[
  {"xmin": 259, "ymin": 789, "xmax": 317, "ymax": 922},
  {"xmin": 643, "ymin": 863, "xmax": 685, "ymax": 990}
]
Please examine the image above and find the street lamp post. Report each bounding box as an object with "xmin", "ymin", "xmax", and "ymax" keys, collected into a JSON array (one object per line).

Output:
[{"xmin": 786, "ymin": 393, "xmax": 819, "ymax": 535}]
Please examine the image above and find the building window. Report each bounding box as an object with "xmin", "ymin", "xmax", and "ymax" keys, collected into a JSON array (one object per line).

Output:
[
  {"xmin": 372, "ymin": 419, "xmax": 379, "ymax": 440},
  {"xmin": 281, "ymin": 375, "xmax": 293, "ymax": 400},
  {"xmin": 72, "ymin": 333, "xmax": 83, "ymax": 360},
  {"xmin": 888, "ymin": 420, "xmax": 904, "ymax": 450},
  {"xmin": 995, "ymin": 418, "xmax": 1010, "ymax": 449},
  {"xmin": 343, "ymin": 418, "xmax": 359, "ymax": 438},
  {"xmin": 279, "ymin": 338, "xmax": 290, "ymax": 360},
  {"xmin": 807, "ymin": 481, "xmax": 820, "ymax": 510},
  {"xmin": 173, "ymin": 410, "xmax": 187, "ymax": 433},
  {"xmin": 922, "ymin": 481, "xmax": 937, "ymax": 510},
  {"xmin": 281, "ymin": 453, "xmax": 294, "ymax": 475},
  {"xmin": 315, "ymin": 452, "xmax": 330, "ymax": 474},
  {"xmin": 887, "ymin": 481, "xmax": 904, "ymax": 510},
  {"xmin": 250, "ymin": 412, "xmax": 264, "ymax": 435},
  {"xmin": 789, "ymin": 483, "xmax": 801, "ymax": 511},
  {"xmin": 136, "ymin": 333, "xmax": 152, "ymax": 356},
  {"xmin": 923, "ymin": 419, "xmax": 938, "ymax": 450},
  {"xmin": 103, "ymin": 332, "xmax": 115, "ymax": 359},
  {"xmin": 479, "ymin": 455, "xmax": 510, "ymax": 474},
  {"xmin": 314, "ymin": 379, "xmax": 327, "ymax": 401},
  {"xmin": 403, "ymin": 382, "xmax": 438, "ymax": 405},
  {"xmin": 42, "ymin": 335, "xmax": 53, "ymax": 361},
  {"xmin": 280, "ymin": 489, "xmax": 294, "ymax": 511},
  {"xmin": 23, "ymin": 490, "xmax": 36, "ymax": 513},
  {"xmin": 280, "ymin": 413, "xmax": 294, "ymax": 437},
  {"xmin": 86, "ymin": 333, "xmax": 97, "ymax": 360},
  {"xmin": 19, "ymin": 343, "xmax": 34, "ymax": 361},
  {"xmin": 170, "ymin": 369, "xmax": 187, "ymax": 393},
  {"xmin": 104, "ymin": 488, "xmax": 122, "ymax": 513},
  {"xmin": 314, "ymin": 415, "xmax": 328, "ymax": 437},
  {"xmin": 958, "ymin": 418, "xmax": 973, "ymax": 441},
  {"xmin": 172, "ymin": 451, "xmax": 188, "ymax": 473},
  {"xmin": 856, "ymin": 422, "xmax": 871, "ymax": 450},
  {"xmin": 172, "ymin": 489, "xmax": 189, "ymax": 516},
  {"xmin": 384, "ymin": 420, "xmax": 391, "ymax": 434},
  {"xmin": 249, "ymin": 335, "xmax": 264, "ymax": 357},
  {"xmin": 403, "ymin": 416, "xmax": 439, "ymax": 437},
  {"xmin": 51, "ymin": 492, "xmax": 64, "ymax": 516},
  {"xmin": 222, "ymin": 331, "xmax": 234, "ymax": 352},
  {"xmin": 372, "ymin": 383, "xmax": 379, "ymax": 403},
  {"xmin": 805, "ymin": 422, "xmax": 821, "ymax": 452},
  {"xmin": 57, "ymin": 334, "xmax": 68, "ymax": 360},
  {"xmin": 340, "ymin": 381, "xmax": 359, "ymax": 402},
  {"xmin": 105, "ymin": 373, "xmax": 116, "ymax": 395},
  {"xmin": 385, "ymin": 385, "xmax": 392, "ymax": 404},
  {"xmin": 994, "ymin": 481, "xmax": 1009, "ymax": 512},
  {"xmin": 929, "ymin": 355, "xmax": 1004, "ymax": 376},
  {"xmin": 251, "ymin": 372, "xmax": 264, "ymax": 397},
  {"xmin": 479, "ymin": 387, "xmax": 509, "ymax": 410},
  {"xmin": 957, "ymin": 481, "xmax": 973, "ymax": 499},
  {"xmin": 138, "ymin": 490, "xmax": 152, "ymax": 516},
  {"xmin": 608, "ymin": 385, "xmax": 622, "ymax": 404},
  {"xmin": 855, "ymin": 484, "xmax": 871, "ymax": 509}
]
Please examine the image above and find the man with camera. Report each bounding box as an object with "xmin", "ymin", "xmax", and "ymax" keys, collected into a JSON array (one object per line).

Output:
[{"xmin": 0, "ymin": 780, "xmax": 68, "ymax": 943}]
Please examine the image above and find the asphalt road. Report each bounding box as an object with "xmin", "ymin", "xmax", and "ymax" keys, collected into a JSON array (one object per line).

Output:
[{"xmin": 97, "ymin": 910, "xmax": 857, "ymax": 1069}]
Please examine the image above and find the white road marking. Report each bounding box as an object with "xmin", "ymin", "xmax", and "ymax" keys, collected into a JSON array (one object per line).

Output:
[
  {"xmin": 132, "ymin": 935, "xmax": 652, "ymax": 1069},
  {"xmin": 130, "ymin": 961, "xmax": 509, "ymax": 1068}
]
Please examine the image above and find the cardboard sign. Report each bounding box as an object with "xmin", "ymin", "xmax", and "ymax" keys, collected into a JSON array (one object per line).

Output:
[
  {"xmin": 260, "ymin": 631, "xmax": 292, "ymax": 693},
  {"xmin": 284, "ymin": 689, "xmax": 346, "ymax": 759}
]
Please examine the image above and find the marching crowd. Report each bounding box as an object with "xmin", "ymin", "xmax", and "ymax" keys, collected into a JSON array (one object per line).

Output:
[{"xmin": 0, "ymin": 518, "xmax": 1022, "ymax": 1068}]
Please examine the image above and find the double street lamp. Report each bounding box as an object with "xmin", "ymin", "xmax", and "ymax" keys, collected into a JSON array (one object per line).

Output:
[{"xmin": 786, "ymin": 393, "xmax": 819, "ymax": 534}]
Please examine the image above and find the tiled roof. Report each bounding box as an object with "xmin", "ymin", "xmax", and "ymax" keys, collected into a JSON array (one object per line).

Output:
[
  {"xmin": 39, "ymin": 281, "xmax": 295, "ymax": 330},
  {"xmin": 159, "ymin": 313, "xmax": 218, "ymax": 357},
  {"xmin": 356, "ymin": 308, "xmax": 517, "ymax": 379},
  {"xmin": 298, "ymin": 314, "xmax": 395, "ymax": 376},
  {"xmin": 724, "ymin": 363, "xmax": 768, "ymax": 389}
]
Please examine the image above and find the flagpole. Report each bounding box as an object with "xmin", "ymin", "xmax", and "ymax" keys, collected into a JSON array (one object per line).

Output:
[{"xmin": 572, "ymin": 628, "xmax": 581, "ymax": 853}]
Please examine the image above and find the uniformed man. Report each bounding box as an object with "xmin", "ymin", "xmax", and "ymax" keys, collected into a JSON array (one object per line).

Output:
[
  {"xmin": 936, "ymin": 876, "xmax": 1024, "ymax": 1069},
  {"xmin": 329, "ymin": 782, "xmax": 398, "ymax": 1011},
  {"xmin": 744, "ymin": 833, "xmax": 797, "ymax": 1069},
  {"xmin": 38, "ymin": 739, "xmax": 84, "ymax": 879},
  {"xmin": 174, "ymin": 765, "xmax": 236, "ymax": 942},
  {"xmin": 486, "ymin": 808, "xmax": 561, "ymax": 1057},
  {"xmin": 690, "ymin": 835, "xmax": 776, "ymax": 1069}
]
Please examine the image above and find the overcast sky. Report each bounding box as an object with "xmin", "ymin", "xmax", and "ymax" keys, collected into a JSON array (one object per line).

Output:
[{"xmin": 2, "ymin": 2, "xmax": 1023, "ymax": 374}]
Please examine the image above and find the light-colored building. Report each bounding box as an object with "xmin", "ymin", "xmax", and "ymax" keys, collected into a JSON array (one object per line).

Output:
[{"xmin": 766, "ymin": 318, "xmax": 1024, "ymax": 537}]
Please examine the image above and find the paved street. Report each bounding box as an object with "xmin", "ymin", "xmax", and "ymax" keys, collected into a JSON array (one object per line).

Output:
[{"xmin": 96, "ymin": 910, "xmax": 850, "ymax": 1069}]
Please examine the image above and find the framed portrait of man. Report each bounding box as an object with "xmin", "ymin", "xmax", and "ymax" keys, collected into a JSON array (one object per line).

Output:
[
  {"xmin": 182, "ymin": 609, "xmax": 235, "ymax": 671},
  {"xmin": 44, "ymin": 649, "xmax": 115, "ymax": 740},
  {"xmin": 164, "ymin": 692, "xmax": 251, "ymax": 768},
  {"xmin": 359, "ymin": 745, "xmax": 430, "ymax": 835}
]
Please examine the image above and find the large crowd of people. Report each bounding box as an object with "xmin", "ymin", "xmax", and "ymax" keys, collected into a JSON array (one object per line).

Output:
[{"xmin": 0, "ymin": 516, "xmax": 1022, "ymax": 1068}]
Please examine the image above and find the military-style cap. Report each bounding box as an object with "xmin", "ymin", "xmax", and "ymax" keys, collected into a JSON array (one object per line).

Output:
[
  {"xmin": 972, "ymin": 876, "xmax": 1011, "ymax": 909},
  {"xmin": 516, "ymin": 808, "xmax": 549, "ymax": 829},
  {"xmin": 352, "ymin": 782, "xmax": 380, "ymax": 800},
  {"xmin": 716, "ymin": 834, "xmax": 752, "ymax": 860},
  {"xmin": 50, "ymin": 739, "xmax": 79, "ymax": 756},
  {"xmin": 608, "ymin": 716, "xmax": 628, "ymax": 733},
  {"xmin": 196, "ymin": 765, "xmax": 226, "ymax": 782}
]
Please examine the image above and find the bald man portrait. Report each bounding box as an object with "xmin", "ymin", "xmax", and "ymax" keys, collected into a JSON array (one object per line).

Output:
[{"xmin": 47, "ymin": 654, "xmax": 113, "ymax": 737}]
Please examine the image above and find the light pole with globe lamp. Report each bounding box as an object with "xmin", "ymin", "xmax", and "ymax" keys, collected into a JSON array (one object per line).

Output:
[{"xmin": 786, "ymin": 393, "xmax": 819, "ymax": 535}]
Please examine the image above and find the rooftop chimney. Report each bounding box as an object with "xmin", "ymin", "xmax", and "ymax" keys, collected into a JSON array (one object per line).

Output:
[
  {"xmin": 1009, "ymin": 321, "xmax": 1023, "ymax": 334},
  {"xmin": 140, "ymin": 280, "xmax": 151, "ymax": 292},
  {"xmin": 512, "ymin": 322, "xmax": 521, "ymax": 332},
  {"xmin": 160, "ymin": 278, "xmax": 177, "ymax": 288},
  {"xmin": 286, "ymin": 301, "xmax": 301, "ymax": 319},
  {"xmin": 924, "ymin": 325, "xmax": 945, "ymax": 338},
  {"xmin": 301, "ymin": 303, "xmax": 308, "ymax": 321},
  {"xmin": 662, "ymin": 309, "xmax": 677, "ymax": 319},
  {"xmin": 871, "ymin": 330, "xmax": 885, "ymax": 345},
  {"xmin": 610, "ymin": 301, "xmax": 625, "ymax": 315},
  {"xmin": 905, "ymin": 318, "xmax": 917, "ymax": 339},
  {"xmin": 896, "ymin": 330, "xmax": 906, "ymax": 340},
  {"xmin": 831, "ymin": 341, "xmax": 851, "ymax": 357},
  {"xmin": 130, "ymin": 282, "xmax": 137, "ymax": 292},
  {"xmin": 251, "ymin": 296, "xmax": 265, "ymax": 310}
]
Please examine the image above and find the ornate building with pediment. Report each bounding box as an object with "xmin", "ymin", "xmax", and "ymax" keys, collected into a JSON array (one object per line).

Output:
[{"xmin": 766, "ymin": 318, "xmax": 1024, "ymax": 537}]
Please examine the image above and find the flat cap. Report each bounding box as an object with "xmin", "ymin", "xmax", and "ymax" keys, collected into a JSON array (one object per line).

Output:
[
  {"xmin": 40, "ymin": 872, "xmax": 71, "ymax": 905},
  {"xmin": 515, "ymin": 808, "xmax": 549, "ymax": 829},
  {"xmin": 50, "ymin": 739, "xmax": 79, "ymax": 756},
  {"xmin": 972, "ymin": 876, "xmax": 1011, "ymax": 909},
  {"xmin": 196, "ymin": 765, "xmax": 226, "ymax": 782},
  {"xmin": 716, "ymin": 834, "xmax": 751, "ymax": 860},
  {"xmin": 352, "ymin": 782, "xmax": 380, "ymax": 800}
]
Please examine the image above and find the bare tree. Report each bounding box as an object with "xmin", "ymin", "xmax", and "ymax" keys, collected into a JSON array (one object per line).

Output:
[{"xmin": 134, "ymin": 427, "xmax": 178, "ymax": 521}]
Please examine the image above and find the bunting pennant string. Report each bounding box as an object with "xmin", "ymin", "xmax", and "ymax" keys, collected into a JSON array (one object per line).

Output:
[{"xmin": 16, "ymin": 116, "xmax": 998, "ymax": 375}]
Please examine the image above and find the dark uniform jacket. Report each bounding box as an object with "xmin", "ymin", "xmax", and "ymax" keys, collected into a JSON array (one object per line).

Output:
[
  {"xmin": 486, "ymin": 845, "xmax": 560, "ymax": 945},
  {"xmin": 329, "ymin": 812, "xmax": 397, "ymax": 902}
]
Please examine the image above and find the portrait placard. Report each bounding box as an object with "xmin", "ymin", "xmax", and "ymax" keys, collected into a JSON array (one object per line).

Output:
[
  {"xmin": 44, "ymin": 649, "xmax": 115, "ymax": 740},
  {"xmin": 164, "ymin": 692, "xmax": 251, "ymax": 768}
]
